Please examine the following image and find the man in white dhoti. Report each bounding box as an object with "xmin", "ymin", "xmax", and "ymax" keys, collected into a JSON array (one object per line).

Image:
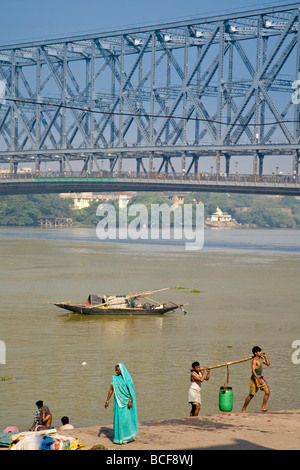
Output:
[{"xmin": 188, "ymin": 361, "xmax": 210, "ymax": 416}]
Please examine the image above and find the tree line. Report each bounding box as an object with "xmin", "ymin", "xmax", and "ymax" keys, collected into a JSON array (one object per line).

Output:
[{"xmin": 0, "ymin": 192, "xmax": 299, "ymax": 229}]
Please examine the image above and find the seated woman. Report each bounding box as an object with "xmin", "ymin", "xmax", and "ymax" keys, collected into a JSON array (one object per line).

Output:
[{"xmin": 29, "ymin": 401, "xmax": 52, "ymax": 431}]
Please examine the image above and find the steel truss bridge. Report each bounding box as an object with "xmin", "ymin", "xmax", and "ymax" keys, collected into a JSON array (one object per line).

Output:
[{"xmin": 1, "ymin": 3, "xmax": 300, "ymax": 190}]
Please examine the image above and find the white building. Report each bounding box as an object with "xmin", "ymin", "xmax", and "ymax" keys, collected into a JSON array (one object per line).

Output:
[{"xmin": 207, "ymin": 207, "xmax": 232, "ymax": 222}]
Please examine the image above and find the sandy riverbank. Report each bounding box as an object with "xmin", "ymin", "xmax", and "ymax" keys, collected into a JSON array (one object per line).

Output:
[
  {"xmin": 2, "ymin": 410, "xmax": 299, "ymax": 450},
  {"xmin": 49, "ymin": 409, "xmax": 300, "ymax": 450}
]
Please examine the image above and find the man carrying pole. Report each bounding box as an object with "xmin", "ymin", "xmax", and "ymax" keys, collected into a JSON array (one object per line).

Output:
[{"xmin": 241, "ymin": 346, "xmax": 270, "ymax": 413}]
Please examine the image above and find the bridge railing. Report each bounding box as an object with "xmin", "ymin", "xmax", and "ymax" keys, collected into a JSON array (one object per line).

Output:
[{"xmin": 0, "ymin": 170, "xmax": 299, "ymax": 185}]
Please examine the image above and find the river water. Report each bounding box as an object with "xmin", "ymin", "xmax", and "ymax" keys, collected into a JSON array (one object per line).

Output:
[{"xmin": 0, "ymin": 227, "xmax": 299, "ymax": 431}]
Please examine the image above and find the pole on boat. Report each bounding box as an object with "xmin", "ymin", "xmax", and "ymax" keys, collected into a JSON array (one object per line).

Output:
[{"xmin": 97, "ymin": 287, "xmax": 170, "ymax": 308}]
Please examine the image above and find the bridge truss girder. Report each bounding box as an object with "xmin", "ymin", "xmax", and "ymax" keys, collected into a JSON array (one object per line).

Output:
[{"xmin": 0, "ymin": 3, "xmax": 300, "ymax": 175}]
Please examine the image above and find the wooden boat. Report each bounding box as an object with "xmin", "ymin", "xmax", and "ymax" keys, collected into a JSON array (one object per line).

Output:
[{"xmin": 53, "ymin": 288, "xmax": 185, "ymax": 315}]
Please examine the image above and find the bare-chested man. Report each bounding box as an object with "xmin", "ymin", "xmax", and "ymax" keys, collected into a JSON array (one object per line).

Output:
[{"xmin": 241, "ymin": 346, "xmax": 270, "ymax": 413}]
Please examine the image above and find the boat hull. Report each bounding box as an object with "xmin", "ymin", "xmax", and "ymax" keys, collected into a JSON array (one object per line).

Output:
[{"xmin": 54, "ymin": 303, "xmax": 179, "ymax": 315}]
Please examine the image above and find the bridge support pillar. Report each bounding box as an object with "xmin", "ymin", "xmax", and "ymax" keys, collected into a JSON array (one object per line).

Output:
[
  {"xmin": 109, "ymin": 157, "xmax": 114, "ymax": 173},
  {"xmin": 10, "ymin": 160, "xmax": 18, "ymax": 174},
  {"xmin": 224, "ymin": 154, "xmax": 231, "ymax": 175},
  {"xmin": 253, "ymin": 153, "xmax": 257, "ymax": 175},
  {"xmin": 194, "ymin": 156, "xmax": 199, "ymax": 176},
  {"xmin": 181, "ymin": 152, "xmax": 186, "ymax": 175},
  {"xmin": 118, "ymin": 155, "xmax": 122, "ymax": 174},
  {"xmin": 186, "ymin": 154, "xmax": 199, "ymax": 175},
  {"xmin": 165, "ymin": 159, "xmax": 169, "ymax": 174},
  {"xmin": 136, "ymin": 157, "xmax": 147, "ymax": 175},
  {"xmin": 253, "ymin": 152, "xmax": 264, "ymax": 176},
  {"xmin": 149, "ymin": 152, "xmax": 154, "ymax": 174},
  {"xmin": 293, "ymin": 150, "xmax": 299, "ymax": 175},
  {"xmin": 60, "ymin": 156, "xmax": 73, "ymax": 174},
  {"xmin": 136, "ymin": 158, "xmax": 141, "ymax": 175},
  {"xmin": 91, "ymin": 157, "xmax": 101, "ymax": 173},
  {"xmin": 60, "ymin": 157, "xmax": 66, "ymax": 173},
  {"xmin": 35, "ymin": 157, "xmax": 41, "ymax": 173},
  {"xmin": 158, "ymin": 155, "xmax": 176, "ymax": 175},
  {"xmin": 258, "ymin": 154, "xmax": 264, "ymax": 176},
  {"xmin": 215, "ymin": 153, "xmax": 221, "ymax": 175}
]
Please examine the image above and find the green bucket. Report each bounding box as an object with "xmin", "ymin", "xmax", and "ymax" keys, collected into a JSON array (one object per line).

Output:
[{"xmin": 219, "ymin": 386, "xmax": 233, "ymax": 412}]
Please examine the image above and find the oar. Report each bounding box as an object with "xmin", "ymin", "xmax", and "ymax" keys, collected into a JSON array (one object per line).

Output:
[
  {"xmin": 168, "ymin": 301, "xmax": 188, "ymax": 314},
  {"xmin": 200, "ymin": 356, "xmax": 252, "ymax": 371}
]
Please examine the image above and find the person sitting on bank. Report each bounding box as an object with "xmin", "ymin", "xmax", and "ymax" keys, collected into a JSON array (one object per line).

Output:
[
  {"xmin": 29, "ymin": 400, "xmax": 52, "ymax": 431},
  {"xmin": 60, "ymin": 416, "xmax": 74, "ymax": 430}
]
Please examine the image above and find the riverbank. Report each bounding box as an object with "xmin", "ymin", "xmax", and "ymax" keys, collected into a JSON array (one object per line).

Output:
[
  {"xmin": 0, "ymin": 191, "xmax": 299, "ymax": 229},
  {"xmin": 8, "ymin": 409, "xmax": 296, "ymax": 451}
]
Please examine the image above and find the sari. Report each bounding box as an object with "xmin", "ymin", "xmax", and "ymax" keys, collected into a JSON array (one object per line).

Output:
[{"xmin": 111, "ymin": 363, "xmax": 138, "ymax": 444}]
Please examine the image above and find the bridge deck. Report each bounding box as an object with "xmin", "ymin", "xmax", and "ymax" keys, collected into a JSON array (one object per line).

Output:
[{"xmin": 0, "ymin": 173, "xmax": 299, "ymax": 196}]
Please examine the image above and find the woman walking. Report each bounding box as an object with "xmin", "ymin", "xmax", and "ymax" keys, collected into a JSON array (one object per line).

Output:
[{"xmin": 105, "ymin": 363, "xmax": 138, "ymax": 444}]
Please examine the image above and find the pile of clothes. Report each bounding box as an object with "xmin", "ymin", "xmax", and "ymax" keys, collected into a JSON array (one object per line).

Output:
[
  {"xmin": 0, "ymin": 427, "xmax": 19, "ymax": 448},
  {"xmin": 1, "ymin": 427, "xmax": 84, "ymax": 450}
]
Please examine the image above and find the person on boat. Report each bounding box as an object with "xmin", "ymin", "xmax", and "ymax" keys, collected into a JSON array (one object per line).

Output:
[
  {"xmin": 241, "ymin": 346, "xmax": 270, "ymax": 413},
  {"xmin": 188, "ymin": 361, "xmax": 210, "ymax": 416},
  {"xmin": 29, "ymin": 400, "xmax": 52, "ymax": 431},
  {"xmin": 105, "ymin": 363, "xmax": 138, "ymax": 444}
]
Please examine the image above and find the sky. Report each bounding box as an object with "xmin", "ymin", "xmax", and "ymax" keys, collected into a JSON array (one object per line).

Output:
[
  {"xmin": 0, "ymin": 0, "xmax": 296, "ymax": 174},
  {"xmin": 0, "ymin": 0, "xmax": 294, "ymax": 44}
]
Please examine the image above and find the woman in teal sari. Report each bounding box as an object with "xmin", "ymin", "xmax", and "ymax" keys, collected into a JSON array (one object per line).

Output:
[{"xmin": 105, "ymin": 363, "xmax": 138, "ymax": 444}]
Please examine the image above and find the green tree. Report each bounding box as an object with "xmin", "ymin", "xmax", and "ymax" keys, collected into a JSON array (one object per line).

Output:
[{"xmin": 0, "ymin": 194, "xmax": 73, "ymax": 226}]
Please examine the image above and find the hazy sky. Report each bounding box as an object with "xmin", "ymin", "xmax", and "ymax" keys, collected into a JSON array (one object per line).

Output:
[{"xmin": 0, "ymin": 0, "xmax": 293, "ymax": 44}]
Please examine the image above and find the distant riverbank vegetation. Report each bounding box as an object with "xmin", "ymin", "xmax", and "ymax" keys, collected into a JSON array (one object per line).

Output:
[{"xmin": 0, "ymin": 192, "xmax": 299, "ymax": 228}]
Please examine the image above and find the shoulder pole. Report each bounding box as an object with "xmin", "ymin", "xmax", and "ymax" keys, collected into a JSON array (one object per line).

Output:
[{"xmin": 200, "ymin": 356, "xmax": 252, "ymax": 371}]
